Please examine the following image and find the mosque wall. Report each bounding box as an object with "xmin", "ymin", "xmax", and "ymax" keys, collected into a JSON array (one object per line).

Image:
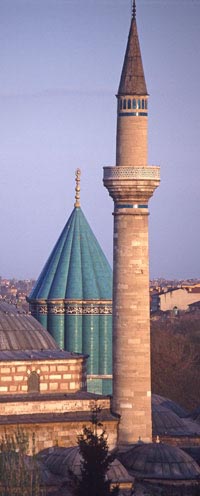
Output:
[
  {"xmin": 0, "ymin": 357, "xmax": 87, "ymax": 395},
  {"xmin": 0, "ymin": 418, "xmax": 118, "ymax": 453},
  {"xmin": 0, "ymin": 395, "xmax": 111, "ymax": 416}
]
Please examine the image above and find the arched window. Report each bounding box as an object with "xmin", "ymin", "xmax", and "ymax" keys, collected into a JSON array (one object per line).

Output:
[
  {"xmin": 138, "ymin": 99, "xmax": 141, "ymax": 109},
  {"xmin": 142, "ymin": 99, "xmax": 145, "ymax": 109},
  {"xmin": 128, "ymin": 99, "xmax": 131, "ymax": 109},
  {"xmin": 27, "ymin": 371, "xmax": 40, "ymax": 393},
  {"xmin": 133, "ymin": 99, "xmax": 136, "ymax": 109},
  {"xmin": 123, "ymin": 99, "xmax": 126, "ymax": 109}
]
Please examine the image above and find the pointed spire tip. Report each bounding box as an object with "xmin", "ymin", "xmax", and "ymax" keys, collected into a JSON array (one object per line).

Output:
[{"xmin": 74, "ymin": 168, "xmax": 81, "ymax": 208}]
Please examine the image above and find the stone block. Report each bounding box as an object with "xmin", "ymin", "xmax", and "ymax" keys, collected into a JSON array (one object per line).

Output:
[
  {"xmin": 0, "ymin": 367, "xmax": 11, "ymax": 374},
  {"xmin": 49, "ymin": 374, "xmax": 62, "ymax": 380},
  {"xmin": 40, "ymin": 383, "xmax": 48, "ymax": 391},
  {"xmin": 17, "ymin": 366, "xmax": 26, "ymax": 372},
  {"xmin": 1, "ymin": 376, "xmax": 12, "ymax": 382},
  {"xmin": 57, "ymin": 365, "xmax": 69, "ymax": 372},
  {"xmin": 63, "ymin": 374, "xmax": 72, "ymax": 379},
  {"xmin": 49, "ymin": 383, "xmax": 58, "ymax": 391}
]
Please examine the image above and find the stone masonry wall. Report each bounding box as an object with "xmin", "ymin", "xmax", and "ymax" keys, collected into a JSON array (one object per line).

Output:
[
  {"xmin": 0, "ymin": 358, "xmax": 87, "ymax": 395},
  {"xmin": 116, "ymin": 116, "xmax": 148, "ymax": 167},
  {"xmin": 0, "ymin": 396, "xmax": 111, "ymax": 416},
  {"xmin": 112, "ymin": 209, "xmax": 152, "ymax": 444},
  {"xmin": 0, "ymin": 419, "xmax": 118, "ymax": 453}
]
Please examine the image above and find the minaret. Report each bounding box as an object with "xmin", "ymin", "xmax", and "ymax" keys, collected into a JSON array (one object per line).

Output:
[{"xmin": 103, "ymin": 1, "xmax": 160, "ymax": 444}]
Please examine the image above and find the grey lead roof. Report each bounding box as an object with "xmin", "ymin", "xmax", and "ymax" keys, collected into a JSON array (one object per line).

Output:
[
  {"xmin": 38, "ymin": 446, "xmax": 133, "ymax": 483},
  {"xmin": 118, "ymin": 443, "xmax": 200, "ymax": 481},
  {"xmin": 0, "ymin": 301, "xmax": 59, "ymax": 353},
  {"xmin": 0, "ymin": 349, "xmax": 85, "ymax": 362}
]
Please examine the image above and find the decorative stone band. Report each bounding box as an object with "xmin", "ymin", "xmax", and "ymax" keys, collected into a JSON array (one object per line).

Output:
[
  {"xmin": 103, "ymin": 165, "xmax": 160, "ymax": 181},
  {"xmin": 29, "ymin": 301, "xmax": 112, "ymax": 316},
  {"xmin": 115, "ymin": 204, "xmax": 148, "ymax": 209},
  {"xmin": 118, "ymin": 112, "xmax": 148, "ymax": 117}
]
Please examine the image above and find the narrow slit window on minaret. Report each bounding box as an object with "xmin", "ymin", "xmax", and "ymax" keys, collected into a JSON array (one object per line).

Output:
[
  {"xmin": 145, "ymin": 100, "xmax": 148, "ymax": 110},
  {"xmin": 142, "ymin": 99, "xmax": 145, "ymax": 109},
  {"xmin": 123, "ymin": 99, "xmax": 126, "ymax": 109},
  {"xmin": 120, "ymin": 99, "xmax": 123, "ymax": 110},
  {"xmin": 128, "ymin": 99, "xmax": 131, "ymax": 109},
  {"xmin": 138, "ymin": 99, "xmax": 141, "ymax": 109},
  {"xmin": 133, "ymin": 99, "xmax": 137, "ymax": 109}
]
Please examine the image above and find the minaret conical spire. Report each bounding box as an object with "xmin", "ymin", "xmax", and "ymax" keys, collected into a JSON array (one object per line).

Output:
[{"xmin": 118, "ymin": 1, "xmax": 147, "ymax": 96}]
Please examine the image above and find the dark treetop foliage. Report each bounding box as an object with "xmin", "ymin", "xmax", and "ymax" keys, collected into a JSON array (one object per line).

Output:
[{"xmin": 74, "ymin": 406, "xmax": 119, "ymax": 496}]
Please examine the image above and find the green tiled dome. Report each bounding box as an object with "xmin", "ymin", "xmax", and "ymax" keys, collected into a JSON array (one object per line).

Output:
[
  {"xmin": 30, "ymin": 207, "xmax": 112, "ymax": 301},
  {"xmin": 28, "ymin": 201, "xmax": 113, "ymax": 396}
]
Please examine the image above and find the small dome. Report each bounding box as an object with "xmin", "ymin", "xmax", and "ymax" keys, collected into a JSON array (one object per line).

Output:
[
  {"xmin": 107, "ymin": 458, "xmax": 134, "ymax": 483},
  {"xmin": 38, "ymin": 446, "xmax": 133, "ymax": 484},
  {"xmin": 152, "ymin": 394, "xmax": 188, "ymax": 418},
  {"xmin": 152, "ymin": 403, "xmax": 200, "ymax": 437},
  {"xmin": 189, "ymin": 405, "xmax": 200, "ymax": 423},
  {"xmin": 38, "ymin": 447, "xmax": 80, "ymax": 477},
  {"xmin": 0, "ymin": 302, "xmax": 58, "ymax": 351},
  {"xmin": 118, "ymin": 443, "xmax": 200, "ymax": 481}
]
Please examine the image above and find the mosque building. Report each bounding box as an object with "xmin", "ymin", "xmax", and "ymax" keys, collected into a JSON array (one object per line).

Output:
[
  {"xmin": 2, "ymin": 1, "xmax": 200, "ymax": 495},
  {"xmin": 28, "ymin": 169, "xmax": 112, "ymax": 396},
  {"xmin": 0, "ymin": 300, "xmax": 117, "ymax": 452}
]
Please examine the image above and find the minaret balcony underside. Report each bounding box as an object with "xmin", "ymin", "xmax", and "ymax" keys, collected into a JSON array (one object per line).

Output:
[{"xmin": 103, "ymin": 165, "xmax": 160, "ymax": 205}]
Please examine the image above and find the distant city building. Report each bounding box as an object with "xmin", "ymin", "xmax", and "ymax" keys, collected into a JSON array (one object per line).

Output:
[{"xmin": 160, "ymin": 285, "xmax": 200, "ymax": 312}]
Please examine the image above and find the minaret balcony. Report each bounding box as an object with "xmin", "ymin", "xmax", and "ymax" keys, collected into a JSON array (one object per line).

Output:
[{"xmin": 103, "ymin": 165, "xmax": 160, "ymax": 205}]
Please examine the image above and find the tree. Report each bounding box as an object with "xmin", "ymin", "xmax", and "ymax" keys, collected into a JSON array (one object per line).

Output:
[
  {"xmin": 74, "ymin": 407, "xmax": 119, "ymax": 496},
  {"xmin": 0, "ymin": 428, "xmax": 44, "ymax": 496}
]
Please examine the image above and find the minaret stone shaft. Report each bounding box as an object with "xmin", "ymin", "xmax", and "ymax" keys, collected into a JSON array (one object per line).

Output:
[{"xmin": 103, "ymin": 7, "xmax": 160, "ymax": 445}]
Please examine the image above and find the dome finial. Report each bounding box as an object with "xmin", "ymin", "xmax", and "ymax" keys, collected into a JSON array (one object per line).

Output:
[
  {"xmin": 132, "ymin": 0, "xmax": 136, "ymax": 20},
  {"xmin": 74, "ymin": 168, "xmax": 81, "ymax": 208}
]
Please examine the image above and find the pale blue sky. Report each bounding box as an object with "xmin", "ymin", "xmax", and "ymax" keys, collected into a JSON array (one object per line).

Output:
[{"xmin": 0, "ymin": 0, "xmax": 200, "ymax": 280}]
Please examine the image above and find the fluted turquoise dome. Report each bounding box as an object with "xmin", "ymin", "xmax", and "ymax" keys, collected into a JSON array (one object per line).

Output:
[
  {"xmin": 28, "ymin": 199, "xmax": 113, "ymax": 396},
  {"xmin": 29, "ymin": 207, "xmax": 112, "ymax": 301}
]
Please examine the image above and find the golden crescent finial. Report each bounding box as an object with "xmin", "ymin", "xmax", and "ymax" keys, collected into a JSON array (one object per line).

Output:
[{"xmin": 74, "ymin": 168, "xmax": 81, "ymax": 208}]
